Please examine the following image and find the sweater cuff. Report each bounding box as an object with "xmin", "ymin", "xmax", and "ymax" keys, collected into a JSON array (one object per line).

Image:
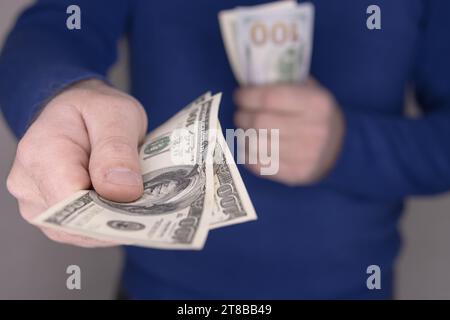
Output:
[{"xmin": 1, "ymin": 62, "xmax": 107, "ymax": 137}]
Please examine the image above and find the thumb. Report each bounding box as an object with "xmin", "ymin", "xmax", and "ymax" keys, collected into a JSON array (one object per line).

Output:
[{"xmin": 84, "ymin": 100, "xmax": 147, "ymax": 203}]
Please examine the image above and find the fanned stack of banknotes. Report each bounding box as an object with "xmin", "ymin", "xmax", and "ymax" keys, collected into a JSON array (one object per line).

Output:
[{"xmin": 32, "ymin": 0, "xmax": 315, "ymax": 250}]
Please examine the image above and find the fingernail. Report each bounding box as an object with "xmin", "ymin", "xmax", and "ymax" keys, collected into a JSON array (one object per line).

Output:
[{"xmin": 105, "ymin": 168, "xmax": 141, "ymax": 186}]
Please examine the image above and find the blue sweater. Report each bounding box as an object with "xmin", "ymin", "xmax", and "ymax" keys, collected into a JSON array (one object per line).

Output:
[{"xmin": 1, "ymin": 0, "xmax": 450, "ymax": 299}]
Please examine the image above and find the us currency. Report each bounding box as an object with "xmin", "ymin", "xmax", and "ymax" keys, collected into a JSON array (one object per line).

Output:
[
  {"xmin": 210, "ymin": 125, "xmax": 257, "ymax": 229},
  {"xmin": 219, "ymin": 0, "xmax": 314, "ymax": 85},
  {"xmin": 175, "ymin": 93, "xmax": 257, "ymax": 228},
  {"xmin": 32, "ymin": 93, "xmax": 258, "ymax": 249},
  {"xmin": 141, "ymin": 93, "xmax": 257, "ymax": 229},
  {"xmin": 32, "ymin": 93, "xmax": 221, "ymax": 250}
]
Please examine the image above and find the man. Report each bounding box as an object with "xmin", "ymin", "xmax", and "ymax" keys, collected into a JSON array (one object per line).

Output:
[{"xmin": 1, "ymin": 0, "xmax": 450, "ymax": 299}]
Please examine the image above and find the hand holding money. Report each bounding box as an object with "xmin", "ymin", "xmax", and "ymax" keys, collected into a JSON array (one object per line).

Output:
[
  {"xmin": 221, "ymin": 2, "xmax": 344, "ymax": 185},
  {"xmin": 234, "ymin": 79, "xmax": 345, "ymax": 185},
  {"xmin": 7, "ymin": 79, "xmax": 147, "ymax": 247},
  {"xmin": 7, "ymin": 80, "xmax": 257, "ymax": 249}
]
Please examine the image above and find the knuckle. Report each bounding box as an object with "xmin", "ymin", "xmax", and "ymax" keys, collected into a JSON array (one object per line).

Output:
[
  {"xmin": 312, "ymin": 125, "xmax": 329, "ymax": 142},
  {"xmin": 15, "ymin": 138, "xmax": 36, "ymax": 167},
  {"xmin": 95, "ymin": 96, "xmax": 125, "ymax": 113},
  {"xmin": 233, "ymin": 112, "xmax": 242, "ymax": 128},
  {"xmin": 252, "ymin": 115, "xmax": 262, "ymax": 129},
  {"xmin": 17, "ymin": 203, "xmax": 36, "ymax": 224},
  {"xmin": 313, "ymin": 92, "xmax": 333, "ymax": 113},
  {"xmin": 95, "ymin": 136, "xmax": 136, "ymax": 158},
  {"xmin": 86, "ymin": 96, "xmax": 123, "ymax": 117},
  {"xmin": 254, "ymin": 114, "xmax": 268, "ymax": 129},
  {"xmin": 128, "ymin": 97, "xmax": 146, "ymax": 116},
  {"xmin": 261, "ymin": 89, "xmax": 278, "ymax": 110},
  {"xmin": 6, "ymin": 170, "xmax": 19, "ymax": 198},
  {"xmin": 6, "ymin": 164, "xmax": 45, "ymax": 205},
  {"xmin": 98, "ymin": 95, "xmax": 144, "ymax": 115},
  {"xmin": 18, "ymin": 210, "xmax": 32, "ymax": 224},
  {"xmin": 91, "ymin": 96, "xmax": 147, "ymax": 136},
  {"xmin": 127, "ymin": 99, "xmax": 148, "ymax": 134}
]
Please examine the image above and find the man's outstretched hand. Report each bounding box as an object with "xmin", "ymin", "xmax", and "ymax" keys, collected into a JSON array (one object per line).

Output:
[{"xmin": 6, "ymin": 79, "xmax": 148, "ymax": 247}]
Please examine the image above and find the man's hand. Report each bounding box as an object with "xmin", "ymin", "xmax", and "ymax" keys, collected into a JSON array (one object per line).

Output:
[
  {"xmin": 6, "ymin": 79, "xmax": 148, "ymax": 247},
  {"xmin": 234, "ymin": 78, "xmax": 344, "ymax": 186}
]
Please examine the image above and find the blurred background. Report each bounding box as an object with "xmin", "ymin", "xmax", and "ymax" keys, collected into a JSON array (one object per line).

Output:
[{"xmin": 1, "ymin": 0, "xmax": 450, "ymax": 299}]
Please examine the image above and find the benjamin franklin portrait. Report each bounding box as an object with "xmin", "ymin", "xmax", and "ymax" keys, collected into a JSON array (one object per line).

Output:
[{"xmin": 90, "ymin": 165, "xmax": 205, "ymax": 216}]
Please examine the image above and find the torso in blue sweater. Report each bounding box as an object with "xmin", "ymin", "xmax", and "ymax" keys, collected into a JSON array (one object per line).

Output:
[{"xmin": 1, "ymin": 0, "xmax": 450, "ymax": 299}]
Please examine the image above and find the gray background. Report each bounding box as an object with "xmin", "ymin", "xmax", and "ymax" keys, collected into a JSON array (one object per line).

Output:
[{"xmin": 1, "ymin": 0, "xmax": 450, "ymax": 299}]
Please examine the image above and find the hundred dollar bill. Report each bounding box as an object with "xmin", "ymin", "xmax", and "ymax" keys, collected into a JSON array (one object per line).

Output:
[
  {"xmin": 219, "ymin": 1, "xmax": 314, "ymax": 85},
  {"xmin": 32, "ymin": 93, "xmax": 221, "ymax": 250},
  {"xmin": 210, "ymin": 126, "xmax": 257, "ymax": 229},
  {"xmin": 172, "ymin": 92, "xmax": 257, "ymax": 227},
  {"xmin": 219, "ymin": 0, "xmax": 297, "ymax": 84}
]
